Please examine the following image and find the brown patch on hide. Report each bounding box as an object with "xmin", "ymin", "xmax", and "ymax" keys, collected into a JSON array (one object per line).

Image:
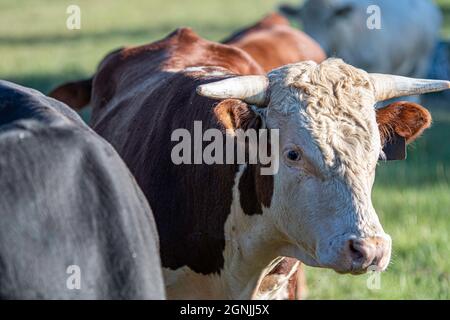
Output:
[{"xmin": 214, "ymin": 99, "xmax": 274, "ymax": 215}]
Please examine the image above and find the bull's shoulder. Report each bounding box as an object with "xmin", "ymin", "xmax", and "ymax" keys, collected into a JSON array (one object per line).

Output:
[
  {"xmin": 124, "ymin": 27, "xmax": 263, "ymax": 75},
  {"xmin": 90, "ymin": 28, "xmax": 264, "ymax": 111},
  {"xmin": 95, "ymin": 28, "xmax": 263, "ymax": 83}
]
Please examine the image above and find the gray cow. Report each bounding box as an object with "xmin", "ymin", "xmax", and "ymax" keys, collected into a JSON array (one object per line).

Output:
[
  {"xmin": 0, "ymin": 80, "xmax": 165, "ymax": 299},
  {"xmin": 280, "ymin": 0, "xmax": 442, "ymax": 79}
]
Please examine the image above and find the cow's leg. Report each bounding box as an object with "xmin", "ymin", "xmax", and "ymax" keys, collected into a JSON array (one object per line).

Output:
[{"xmin": 252, "ymin": 257, "xmax": 307, "ymax": 300}]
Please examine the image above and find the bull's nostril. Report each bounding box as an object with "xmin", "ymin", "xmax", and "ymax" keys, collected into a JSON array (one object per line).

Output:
[
  {"xmin": 340, "ymin": 236, "xmax": 390, "ymax": 274},
  {"xmin": 349, "ymin": 240, "xmax": 364, "ymax": 261}
]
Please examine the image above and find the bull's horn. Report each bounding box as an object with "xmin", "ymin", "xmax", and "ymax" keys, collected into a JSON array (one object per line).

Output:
[
  {"xmin": 196, "ymin": 75, "xmax": 269, "ymax": 106},
  {"xmin": 370, "ymin": 73, "xmax": 450, "ymax": 101}
]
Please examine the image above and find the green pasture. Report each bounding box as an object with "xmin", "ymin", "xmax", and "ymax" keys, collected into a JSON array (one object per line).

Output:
[{"xmin": 0, "ymin": 0, "xmax": 448, "ymax": 299}]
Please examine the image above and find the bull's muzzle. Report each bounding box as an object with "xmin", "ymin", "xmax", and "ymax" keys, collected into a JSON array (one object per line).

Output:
[{"xmin": 344, "ymin": 235, "xmax": 392, "ymax": 275}]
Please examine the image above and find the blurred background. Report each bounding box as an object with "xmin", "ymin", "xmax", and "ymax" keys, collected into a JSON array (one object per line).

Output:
[{"xmin": 0, "ymin": 0, "xmax": 448, "ymax": 299}]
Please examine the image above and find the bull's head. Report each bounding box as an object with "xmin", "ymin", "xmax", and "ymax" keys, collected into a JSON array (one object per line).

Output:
[{"xmin": 197, "ymin": 59, "xmax": 448, "ymax": 274}]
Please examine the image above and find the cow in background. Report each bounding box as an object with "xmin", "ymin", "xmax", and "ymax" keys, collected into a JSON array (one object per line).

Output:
[
  {"xmin": 223, "ymin": 13, "xmax": 326, "ymax": 72},
  {"xmin": 280, "ymin": 0, "xmax": 441, "ymax": 80}
]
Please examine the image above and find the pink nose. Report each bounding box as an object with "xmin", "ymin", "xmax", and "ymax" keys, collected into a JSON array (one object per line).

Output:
[{"xmin": 345, "ymin": 236, "xmax": 390, "ymax": 274}]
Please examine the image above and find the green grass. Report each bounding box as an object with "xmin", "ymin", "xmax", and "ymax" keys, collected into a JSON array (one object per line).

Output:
[
  {"xmin": 304, "ymin": 185, "xmax": 450, "ymax": 299},
  {"xmin": 0, "ymin": 0, "xmax": 296, "ymax": 93},
  {"xmin": 0, "ymin": 0, "xmax": 449, "ymax": 299}
]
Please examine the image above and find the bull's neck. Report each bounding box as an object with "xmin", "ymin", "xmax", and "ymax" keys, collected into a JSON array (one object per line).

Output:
[{"xmin": 221, "ymin": 164, "xmax": 284, "ymax": 299}]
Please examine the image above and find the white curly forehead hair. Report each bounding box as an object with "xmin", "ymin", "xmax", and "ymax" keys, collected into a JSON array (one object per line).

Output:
[
  {"xmin": 197, "ymin": 57, "xmax": 450, "ymax": 106},
  {"xmin": 267, "ymin": 59, "xmax": 380, "ymax": 171}
]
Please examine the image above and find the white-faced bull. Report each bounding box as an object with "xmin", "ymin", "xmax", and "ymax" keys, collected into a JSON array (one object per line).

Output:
[
  {"xmin": 49, "ymin": 29, "xmax": 449, "ymax": 299},
  {"xmin": 197, "ymin": 59, "xmax": 448, "ymax": 276}
]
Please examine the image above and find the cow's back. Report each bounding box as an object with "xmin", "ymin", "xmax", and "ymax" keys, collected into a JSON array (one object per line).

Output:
[{"xmin": 0, "ymin": 81, "xmax": 165, "ymax": 299}]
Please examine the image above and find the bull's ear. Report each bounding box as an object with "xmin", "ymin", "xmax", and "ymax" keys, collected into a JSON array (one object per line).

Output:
[
  {"xmin": 214, "ymin": 99, "xmax": 263, "ymax": 133},
  {"xmin": 376, "ymin": 101, "xmax": 432, "ymax": 160},
  {"xmin": 48, "ymin": 78, "xmax": 92, "ymax": 110}
]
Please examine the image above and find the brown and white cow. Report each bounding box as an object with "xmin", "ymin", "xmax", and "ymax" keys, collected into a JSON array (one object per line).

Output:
[{"xmin": 49, "ymin": 28, "xmax": 447, "ymax": 299}]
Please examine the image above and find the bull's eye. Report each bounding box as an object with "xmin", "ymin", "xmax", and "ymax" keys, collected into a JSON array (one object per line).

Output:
[{"xmin": 286, "ymin": 150, "xmax": 301, "ymax": 161}]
